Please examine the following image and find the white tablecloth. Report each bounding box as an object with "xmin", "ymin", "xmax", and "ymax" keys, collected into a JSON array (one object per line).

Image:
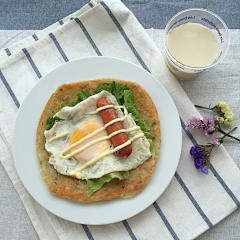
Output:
[{"xmin": 0, "ymin": 28, "xmax": 239, "ymax": 240}]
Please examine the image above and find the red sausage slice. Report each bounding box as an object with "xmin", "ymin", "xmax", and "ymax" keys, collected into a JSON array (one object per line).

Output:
[{"xmin": 97, "ymin": 97, "xmax": 132, "ymax": 158}]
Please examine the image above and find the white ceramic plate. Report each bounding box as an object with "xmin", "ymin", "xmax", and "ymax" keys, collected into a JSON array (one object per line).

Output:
[{"xmin": 13, "ymin": 56, "xmax": 182, "ymax": 225}]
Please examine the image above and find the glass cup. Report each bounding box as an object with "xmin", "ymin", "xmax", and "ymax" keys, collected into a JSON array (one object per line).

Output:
[{"xmin": 164, "ymin": 8, "xmax": 230, "ymax": 80}]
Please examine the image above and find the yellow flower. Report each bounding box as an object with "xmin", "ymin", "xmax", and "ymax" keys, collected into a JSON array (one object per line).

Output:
[
  {"xmin": 224, "ymin": 112, "xmax": 234, "ymax": 120},
  {"xmin": 218, "ymin": 117, "xmax": 224, "ymax": 123},
  {"xmin": 216, "ymin": 101, "xmax": 227, "ymax": 108},
  {"xmin": 216, "ymin": 101, "xmax": 234, "ymax": 126},
  {"xmin": 224, "ymin": 119, "xmax": 233, "ymax": 126}
]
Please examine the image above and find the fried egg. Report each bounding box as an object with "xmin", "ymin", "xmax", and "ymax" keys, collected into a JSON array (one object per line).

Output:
[{"xmin": 44, "ymin": 91, "xmax": 151, "ymax": 180}]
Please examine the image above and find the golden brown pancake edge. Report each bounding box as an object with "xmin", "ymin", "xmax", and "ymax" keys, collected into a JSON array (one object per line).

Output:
[{"xmin": 36, "ymin": 78, "xmax": 161, "ymax": 202}]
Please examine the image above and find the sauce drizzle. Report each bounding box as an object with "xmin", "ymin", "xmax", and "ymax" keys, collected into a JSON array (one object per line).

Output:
[
  {"xmin": 55, "ymin": 104, "xmax": 145, "ymax": 179},
  {"xmin": 49, "ymin": 131, "xmax": 69, "ymax": 143}
]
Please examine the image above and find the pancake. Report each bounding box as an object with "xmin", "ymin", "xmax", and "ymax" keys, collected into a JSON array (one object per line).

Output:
[{"xmin": 36, "ymin": 78, "xmax": 161, "ymax": 202}]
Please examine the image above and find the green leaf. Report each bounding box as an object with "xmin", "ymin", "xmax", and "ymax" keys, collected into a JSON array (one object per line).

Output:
[
  {"xmin": 123, "ymin": 89, "xmax": 155, "ymax": 158},
  {"xmin": 148, "ymin": 139, "xmax": 155, "ymax": 159},
  {"xmin": 87, "ymin": 171, "xmax": 129, "ymax": 197},
  {"xmin": 68, "ymin": 89, "xmax": 92, "ymax": 107},
  {"xmin": 54, "ymin": 101, "xmax": 66, "ymax": 114},
  {"xmin": 94, "ymin": 81, "xmax": 130, "ymax": 105},
  {"xmin": 46, "ymin": 115, "xmax": 62, "ymax": 130},
  {"xmin": 77, "ymin": 89, "xmax": 92, "ymax": 101},
  {"xmin": 112, "ymin": 81, "xmax": 131, "ymax": 105},
  {"xmin": 68, "ymin": 98, "xmax": 80, "ymax": 107},
  {"xmin": 123, "ymin": 88, "xmax": 134, "ymax": 103},
  {"xmin": 60, "ymin": 102, "xmax": 66, "ymax": 109},
  {"xmin": 94, "ymin": 81, "xmax": 115, "ymax": 94}
]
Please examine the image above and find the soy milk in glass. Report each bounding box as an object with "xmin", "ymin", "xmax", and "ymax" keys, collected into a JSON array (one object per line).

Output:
[{"xmin": 164, "ymin": 9, "xmax": 230, "ymax": 79}]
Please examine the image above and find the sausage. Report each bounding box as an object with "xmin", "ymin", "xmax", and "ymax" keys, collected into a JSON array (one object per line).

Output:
[{"xmin": 97, "ymin": 97, "xmax": 132, "ymax": 158}]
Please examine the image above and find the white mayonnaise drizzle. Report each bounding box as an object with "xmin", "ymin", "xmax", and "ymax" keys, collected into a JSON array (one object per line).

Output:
[{"xmin": 57, "ymin": 105, "xmax": 144, "ymax": 179}]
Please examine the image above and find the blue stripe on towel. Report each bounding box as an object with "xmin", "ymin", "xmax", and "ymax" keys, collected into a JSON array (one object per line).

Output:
[
  {"xmin": 22, "ymin": 48, "xmax": 42, "ymax": 79},
  {"xmin": 174, "ymin": 172, "xmax": 213, "ymax": 227},
  {"xmin": 82, "ymin": 224, "xmax": 94, "ymax": 240},
  {"xmin": 5, "ymin": 48, "xmax": 11, "ymax": 56},
  {"xmin": 122, "ymin": 220, "xmax": 137, "ymax": 240},
  {"xmin": 153, "ymin": 202, "xmax": 180, "ymax": 240},
  {"xmin": 0, "ymin": 70, "xmax": 20, "ymax": 108},
  {"xmin": 100, "ymin": 1, "xmax": 150, "ymax": 73},
  {"xmin": 59, "ymin": 19, "xmax": 64, "ymax": 25},
  {"xmin": 32, "ymin": 34, "xmax": 38, "ymax": 41},
  {"xmin": 74, "ymin": 18, "xmax": 102, "ymax": 56},
  {"xmin": 49, "ymin": 33, "xmax": 69, "ymax": 62},
  {"xmin": 181, "ymin": 119, "xmax": 240, "ymax": 207},
  {"xmin": 209, "ymin": 165, "xmax": 240, "ymax": 207},
  {"xmin": 89, "ymin": 2, "xmax": 94, "ymax": 8}
]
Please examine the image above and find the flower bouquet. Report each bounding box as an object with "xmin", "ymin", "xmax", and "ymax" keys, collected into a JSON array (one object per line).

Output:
[{"xmin": 186, "ymin": 101, "xmax": 239, "ymax": 174}]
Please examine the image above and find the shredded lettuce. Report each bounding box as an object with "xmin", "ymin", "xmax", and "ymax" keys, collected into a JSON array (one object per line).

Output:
[
  {"xmin": 46, "ymin": 102, "xmax": 65, "ymax": 130},
  {"xmin": 77, "ymin": 89, "xmax": 92, "ymax": 101},
  {"xmin": 46, "ymin": 89, "xmax": 92, "ymax": 129},
  {"xmin": 122, "ymin": 89, "xmax": 155, "ymax": 158},
  {"xmin": 46, "ymin": 116, "xmax": 62, "ymax": 130},
  {"xmin": 123, "ymin": 90, "xmax": 150, "ymax": 133},
  {"xmin": 68, "ymin": 89, "xmax": 92, "ymax": 106},
  {"xmin": 54, "ymin": 102, "xmax": 66, "ymax": 114},
  {"xmin": 68, "ymin": 98, "xmax": 80, "ymax": 107},
  {"xmin": 87, "ymin": 171, "xmax": 129, "ymax": 196},
  {"xmin": 148, "ymin": 138, "xmax": 155, "ymax": 159},
  {"xmin": 94, "ymin": 81, "xmax": 131, "ymax": 105}
]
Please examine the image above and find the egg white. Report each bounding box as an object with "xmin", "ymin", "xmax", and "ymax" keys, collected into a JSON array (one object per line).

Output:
[{"xmin": 44, "ymin": 91, "xmax": 151, "ymax": 180}]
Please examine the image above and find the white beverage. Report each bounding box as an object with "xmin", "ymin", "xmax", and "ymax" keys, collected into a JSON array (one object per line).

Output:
[{"xmin": 166, "ymin": 23, "xmax": 218, "ymax": 68}]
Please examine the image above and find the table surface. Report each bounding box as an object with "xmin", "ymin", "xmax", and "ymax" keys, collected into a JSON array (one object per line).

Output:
[
  {"xmin": 1, "ymin": 1, "xmax": 240, "ymax": 240},
  {"xmin": 1, "ymin": 0, "xmax": 240, "ymax": 30}
]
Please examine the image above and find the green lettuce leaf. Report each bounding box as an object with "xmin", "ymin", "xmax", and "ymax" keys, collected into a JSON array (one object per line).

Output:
[
  {"xmin": 46, "ymin": 101, "xmax": 66, "ymax": 130},
  {"xmin": 111, "ymin": 81, "xmax": 131, "ymax": 105},
  {"xmin": 123, "ymin": 90, "xmax": 155, "ymax": 157},
  {"xmin": 94, "ymin": 81, "xmax": 130, "ymax": 105},
  {"xmin": 54, "ymin": 101, "xmax": 66, "ymax": 114},
  {"xmin": 148, "ymin": 138, "xmax": 155, "ymax": 159},
  {"xmin": 77, "ymin": 89, "xmax": 92, "ymax": 101},
  {"xmin": 68, "ymin": 89, "xmax": 92, "ymax": 107},
  {"xmin": 87, "ymin": 171, "xmax": 129, "ymax": 196},
  {"xmin": 68, "ymin": 98, "xmax": 80, "ymax": 107},
  {"xmin": 46, "ymin": 90, "xmax": 92, "ymax": 129},
  {"xmin": 94, "ymin": 81, "xmax": 115, "ymax": 94},
  {"xmin": 46, "ymin": 116, "xmax": 62, "ymax": 130}
]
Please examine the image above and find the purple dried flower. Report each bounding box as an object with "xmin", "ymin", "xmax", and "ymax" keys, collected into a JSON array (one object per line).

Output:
[
  {"xmin": 211, "ymin": 133, "xmax": 220, "ymax": 146},
  {"xmin": 186, "ymin": 116, "xmax": 202, "ymax": 131},
  {"xmin": 194, "ymin": 157, "xmax": 203, "ymax": 169},
  {"xmin": 202, "ymin": 117, "xmax": 208, "ymax": 126},
  {"xmin": 186, "ymin": 116, "xmax": 218, "ymax": 137},
  {"xmin": 190, "ymin": 145, "xmax": 204, "ymax": 170},
  {"xmin": 200, "ymin": 116, "xmax": 218, "ymax": 136},
  {"xmin": 190, "ymin": 144, "xmax": 213, "ymax": 175},
  {"xmin": 209, "ymin": 115, "xmax": 218, "ymax": 124},
  {"xmin": 200, "ymin": 166, "xmax": 209, "ymax": 175},
  {"xmin": 190, "ymin": 145, "xmax": 201, "ymax": 155}
]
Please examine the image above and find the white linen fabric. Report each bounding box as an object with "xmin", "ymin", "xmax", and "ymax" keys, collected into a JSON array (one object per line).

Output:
[{"xmin": 0, "ymin": 1, "xmax": 239, "ymax": 239}]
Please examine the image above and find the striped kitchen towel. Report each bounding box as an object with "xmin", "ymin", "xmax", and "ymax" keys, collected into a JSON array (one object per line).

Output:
[{"xmin": 0, "ymin": 0, "xmax": 240, "ymax": 239}]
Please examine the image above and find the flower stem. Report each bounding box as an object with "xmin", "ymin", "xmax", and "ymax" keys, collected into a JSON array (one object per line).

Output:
[
  {"xmin": 218, "ymin": 127, "xmax": 240, "ymax": 142},
  {"xmin": 194, "ymin": 105, "xmax": 211, "ymax": 110}
]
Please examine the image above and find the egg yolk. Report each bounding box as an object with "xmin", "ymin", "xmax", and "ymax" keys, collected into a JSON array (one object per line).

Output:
[{"xmin": 69, "ymin": 120, "xmax": 111, "ymax": 163}]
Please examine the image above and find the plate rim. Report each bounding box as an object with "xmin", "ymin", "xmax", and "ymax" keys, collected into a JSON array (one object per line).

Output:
[{"xmin": 12, "ymin": 56, "xmax": 182, "ymax": 225}]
